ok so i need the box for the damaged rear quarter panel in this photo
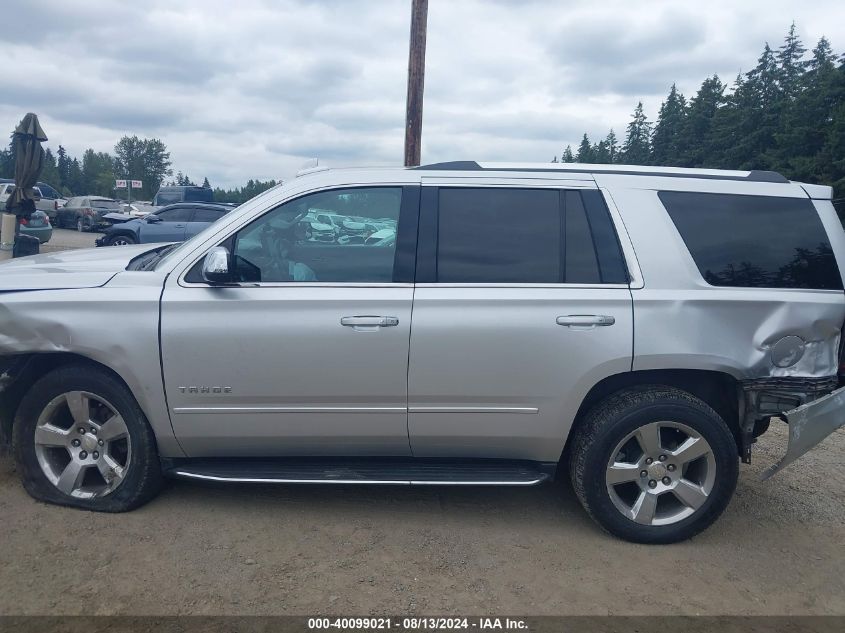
[0,271,183,457]
[608,185,845,379]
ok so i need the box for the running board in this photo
[164,458,554,486]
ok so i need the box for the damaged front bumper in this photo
[761,386,845,480]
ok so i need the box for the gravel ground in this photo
[0,422,842,616]
[40,227,99,252]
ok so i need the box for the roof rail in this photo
[414,161,789,184]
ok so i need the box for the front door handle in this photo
[556,315,615,328]
[341,315,400,331]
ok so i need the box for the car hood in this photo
[0,243,161,291]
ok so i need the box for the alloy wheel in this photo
[33,391,131,499]
[605,421,716,526]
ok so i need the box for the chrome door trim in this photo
[171,406,407,414]
[408,406,539,414]
[172,406,538,414]
[413,283,630,289]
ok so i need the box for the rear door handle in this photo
[341,315,400,331]
[556,315,615,327]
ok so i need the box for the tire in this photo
[107,233,137,246]
[76,217,86,232]
[569,385,738,544]
[12,364,163,512]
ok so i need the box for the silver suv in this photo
[1,161,843,544]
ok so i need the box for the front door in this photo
[140,206,192,242]
[160,186,418,457]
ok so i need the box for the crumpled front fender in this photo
[761,386,845,480]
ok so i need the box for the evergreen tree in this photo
[776,22,808,100]
[776,37,838,181]
[678,75,724,167]
[40,148,61,188]
[650,84,688,165]
[202,176,211,188]
[56,145,70,191]
[741,42,781,168]
[621,102,652,164]
[605,129,618,163]
[576,134,593,162]
[592,139,611,163]
[561,145,575,162]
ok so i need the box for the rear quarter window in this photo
[660,191,843,290]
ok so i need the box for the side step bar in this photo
[164,458,555,486]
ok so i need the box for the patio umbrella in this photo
[5,112,48,220]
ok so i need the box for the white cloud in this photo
[2,0,844,187]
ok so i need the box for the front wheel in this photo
[569,386,738,544]
[76,217,86,232]
[12,365,163,512]
[107,234,137,246]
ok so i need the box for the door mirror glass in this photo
[202,246,233,283]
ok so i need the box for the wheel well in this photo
[0,353,127,448]
[561,369,742,464]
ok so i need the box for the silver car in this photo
[1,161,843,544]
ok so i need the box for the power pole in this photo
[404,0,428,167]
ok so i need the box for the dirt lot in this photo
[41,227,99,252]
[0,421,843,616]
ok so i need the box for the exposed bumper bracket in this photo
[761,386,845,480]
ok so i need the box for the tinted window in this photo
[192,208,225,223]
[437,188,561,283]
[155,192,181,205]
[565,191,601,283]
[156,207,193,222]
[232,187,401,282]
[184,188,214,202]
[91,199,119,209]
[434,188,627,284]
[660,191,843,290]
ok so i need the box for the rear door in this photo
[408,183,634,462]
[184,206,227,238]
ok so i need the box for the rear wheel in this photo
[76,217,86,232]
[569,386,738,544]
[107,233,136,246]
[13,365,163,512]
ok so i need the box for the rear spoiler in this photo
[799,183,833,200]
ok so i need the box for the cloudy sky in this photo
[3,0,845,187]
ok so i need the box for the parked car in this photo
[56,196,121,232]
[35,181,67,217]
[153,185,213,206]
[0,161,843,545]
[96,202,235,246]
[18,209,52,244]
[0,180,68,219]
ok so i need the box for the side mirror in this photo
[202,246,234,284]
[146,215,162,223]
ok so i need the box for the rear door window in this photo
[660,191,843,290]
[192,208,225,223]
[156,207,194,222]
[433,188,628,284]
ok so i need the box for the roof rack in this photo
[414,161,789,184]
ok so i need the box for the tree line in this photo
[0,134,277,204]
[555,24,845,208]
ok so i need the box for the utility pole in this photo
[404,0,428,167]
